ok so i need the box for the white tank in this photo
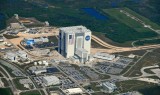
[42,60,47,63]
[38,61,42,65]
[14,14,19,19]
[44,62,49,66]
[34,62,37,66]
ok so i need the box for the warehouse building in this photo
[42,76,60,86]
[24,37,49,45]
[94,52,116,61]
[64,88,83,95]
[16,50,28,59]
[58,25,91,63]
[5,52,18,62]
[24,38,35,45]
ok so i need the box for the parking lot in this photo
[80,67,99,81]
[94,57,133,74]
[59,63,89,84]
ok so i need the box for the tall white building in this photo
[58,26,91,62]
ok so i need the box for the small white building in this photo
[34,38,42,43]
[41,37,49,42]
[17,50,28,59]
[34,69,47,75]
[34,37,49,43]
[94,52,115,61]
[64,88,83,95]
[128,54,136,58]
[5,52,18,62]
[42,76,60,86]
[102,82,117,93]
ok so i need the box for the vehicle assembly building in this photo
[58,26,91,63]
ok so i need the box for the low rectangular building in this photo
[64,88,83,95]
[5,52,18,62]
[42,76,60,86]
[94,52,115,61]
[17,50,28,59]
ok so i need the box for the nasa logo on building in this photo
[85,35,90,41]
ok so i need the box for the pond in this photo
[0,13,6,30]
[82,8,108,20]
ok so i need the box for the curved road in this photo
[91,35,160,54]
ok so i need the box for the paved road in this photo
[0,65,19,95]
[91,35,160,54]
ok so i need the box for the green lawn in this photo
[20,90,41,95]
[134,38,160,46]
[1,78,9,87]
[123,8,160,30]
[13,78,29,90]
[1,0,160,44]
[116,80,157,93]
[103,8,160,32]
[0,88,13,95]
[124,52,160,77]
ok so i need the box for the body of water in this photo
[82,8,108,20]
[0,13,6,30]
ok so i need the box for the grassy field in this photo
[116,80,157,93]
[123,8,160,30]
[13,78,29,90]
[84,82,101,91]
[1,0,160,44]
[0,88,13,95]
[134,38,160,46]
[106,7,160,30]
[104,8,159,33]
[124,51,160,77]
[1,78,9,87]
[20,90,41,95]
[103,8,159,42]
[114,49,147,56]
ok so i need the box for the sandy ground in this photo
[91,35,160,54]
[6,27,160,56]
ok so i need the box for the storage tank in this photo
[34,62,37,66]
[38,61,42,65]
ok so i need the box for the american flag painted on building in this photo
[69,34,74,45]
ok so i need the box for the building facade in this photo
[58,26,91,62]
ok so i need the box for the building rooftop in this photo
[60,25,91,33]
[6,52,17,57]
[17,50,27,55]
[65,88,83,94]
[94,52,115,60]
[43,76,59,82]
[102,82,117,90]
